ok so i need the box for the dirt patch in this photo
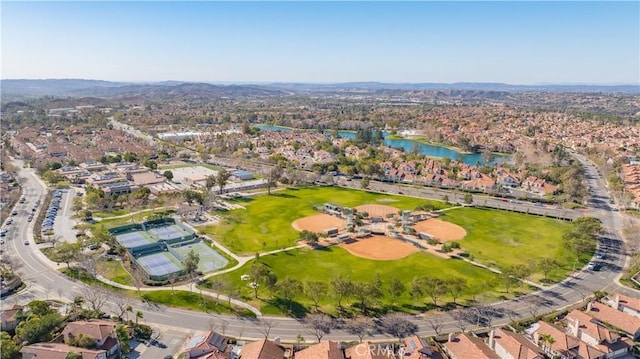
[292,214,346,233]
[355,204,400,218]
[376,198,399,203]
[340,235,419,260]
[413,218,466,242]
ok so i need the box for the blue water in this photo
[256,125,508,165]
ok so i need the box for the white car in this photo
[23,240,30,245]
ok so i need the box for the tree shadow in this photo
[271,193,299,199]
[266,298,309,318]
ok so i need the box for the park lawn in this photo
[211,186,448,255]
[92,208,132,218]
[141,290,255,317]
[206,246,516,317]
[96,259,133,286]
[439,207,580,280]
[93,209,175,228]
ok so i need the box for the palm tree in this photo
[539,333,555,354]
[135,310,144,326]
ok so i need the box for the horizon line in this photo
[2,78,639,87]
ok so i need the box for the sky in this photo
[1,1,639,84]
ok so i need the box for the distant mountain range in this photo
[1,79,638,100]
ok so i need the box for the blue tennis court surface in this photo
[136,252,181,277]
[148,226,183,241]
[115,231,154,248]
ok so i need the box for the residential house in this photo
[295,340,343,359]
[20,343,107,359]
[487,328,544,359]
[0,304,23,331]
[529,320,605,359]
[399,335,443,359]
[585,302,640,339]
[606,293,640,319]
[522,176,558,196]
[62,320,119,356]
[565,309,633,358]
[183,331,233,359]
[443,333,499,359]
[239,338,287,359]
[345,341,394,359]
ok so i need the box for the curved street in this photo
[3,153,640,346]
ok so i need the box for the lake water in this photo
[256,125,508,166]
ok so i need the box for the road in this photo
[3,154,640,350]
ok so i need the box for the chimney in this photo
[274,336,281,346]
[615,294,620,310]
[448,333,455,343]
[488,330,495,349]
[533,332,540,345]
[568,317,580,338]
[586,301,593,312]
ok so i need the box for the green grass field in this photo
[439,207,578,281]
[96,259,133,286]
[140,290,255,317]
[202,186,448,255]
[206,246,515,316]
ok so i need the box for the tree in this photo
[49,242,82,268]
[162,170,174,181]
[258,319,276,339]
[115,324,131,355]
[67,333,96,348]
[249,263,273,298]
[425,315,445,336]
[110,293,132,321]
[360,176,370,189]
[266,166,283,195]
[352,280,383,315]
[1,331,20,359]
[422,276,447,307]
[379,314,417,341]
[443,277,465,305]
[276,278,303,313]
[15,312,64,344]
[463,193,473,204]
[81,287,109,314]
[388,278,405,306]
[65,352,82,359]
[305,314,333,342]
[537,258,560,281]
[135,310,144,326]
[539,333,556,354]
[184,249,200,278]
[344,317,372,342]
[451,308,475,332]
[216,169,231,194]
[331,275,353,309]
[299,230,319,244]
[304,281,327,312]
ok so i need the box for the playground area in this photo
[340,235,419,260]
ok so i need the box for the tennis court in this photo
[148,225,184,241]
[136,252,183,278]
[115,231,155,249]
[172,242,229,273]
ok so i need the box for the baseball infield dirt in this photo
[340,235,419,260]
[292,214,346,233]
[413,218,466,242]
